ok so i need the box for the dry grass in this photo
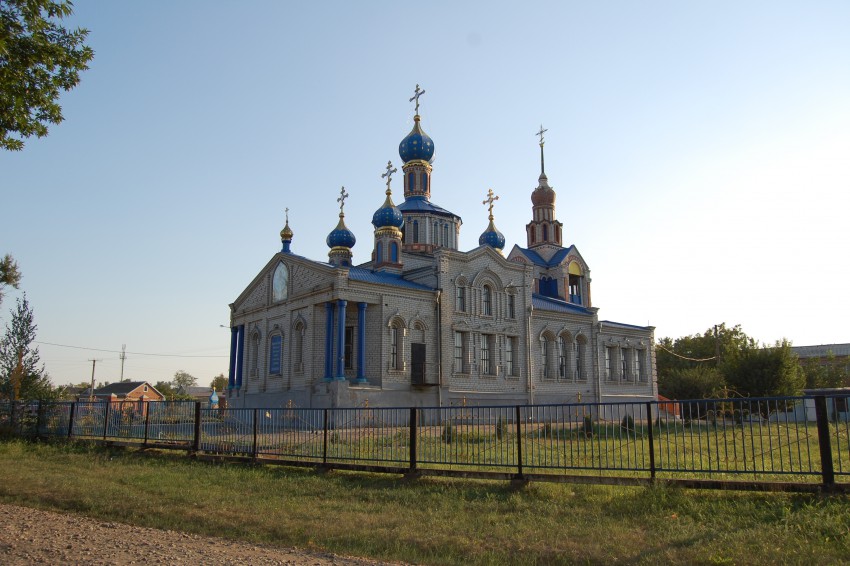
[1,439,849,565]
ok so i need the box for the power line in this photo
[656,343,716,362]
[35,341,227,358]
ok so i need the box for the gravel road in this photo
[0,503,401,565]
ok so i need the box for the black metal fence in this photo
[1,395,848,493]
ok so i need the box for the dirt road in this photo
[0,503,400,565]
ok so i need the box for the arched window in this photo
[293,321,305,372]
[443,224,449,247]
[433,221,438,244]
[482,285,492,316]
[408,172,415,191]
[413,220,419,243]
[250,331,260,378]
[507,293,516,319]
[269,334,283,375]
[530,227,536,244]
[542,224,548,241]
[390,323,403,370]
[575,336,587,380]
[455,281,466,312]
[554,224,560,242]
[272,262,289,302]
[421,172,428,193]
[376,242,383,263]
[390,241,398,262]
[559,334,571,379]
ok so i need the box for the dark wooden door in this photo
[411,343,426,385]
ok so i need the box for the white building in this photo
[226,91,657,409]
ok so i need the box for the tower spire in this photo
[536,124,548,176]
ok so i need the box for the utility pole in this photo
[119,344,127,382]
[714,325,721,367]
[88,358,102,401]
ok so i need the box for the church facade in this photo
[226,89,657,409]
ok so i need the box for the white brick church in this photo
[226,88,657,409]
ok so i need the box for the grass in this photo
[1,439,849,565]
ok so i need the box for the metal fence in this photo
[1,395,847,492]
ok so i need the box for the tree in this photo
[658,366,725,401]
[800,351,849,389]
[210,373,227,391]
[722,339,805,398]
[172,370,196,394]
[154,380,176,400]
[0,254,21,305]
[0,294,54,400]
[1,0,94,150]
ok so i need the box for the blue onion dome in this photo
[372,190,404,229]
[327,213,356,249]
[209,389,219,404]
[479,219,506,250]
[398,115,435,164]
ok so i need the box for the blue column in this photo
[324,302,334,381]
[228,326,237,390]
[356,302,367,383]
[235,324,245,389]
[336,299,347,380]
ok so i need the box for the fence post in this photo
[646,401,656,480]
[67,402,76,439]
[322,409,329,465]
[252,408,259,459]
[35,400,43,439]
[409,407,418,473]
[515,405,524,479]
[102,402,110,440]
[193,402,202,453]
[143,403,151,447]
[813,396,835,490]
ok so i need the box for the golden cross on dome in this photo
[536,124,548,146]
[482,188,499,219]
[337,186,349,213]
[381,160,397,192]
[285,207,289,223]
[409,84,425,114]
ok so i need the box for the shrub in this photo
[583,415,594,438]
[441,422,454,444]
[620,414,634,433]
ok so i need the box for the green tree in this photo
[210,373,227,391]
[0,294,54,400]
[154,380,176,400]
[800,351,849,389]
[658,366,725,401]
[722,339,805,398]
[0,254,21,305]
[172,370,196,394]
[1,0,94,150]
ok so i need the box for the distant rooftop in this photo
[792,343,850,358]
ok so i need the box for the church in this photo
[226,87,657,409]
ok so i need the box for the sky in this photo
[2,1,849,388]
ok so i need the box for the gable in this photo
[232,254,335,314]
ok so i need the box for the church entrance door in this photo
[411,343,426,385]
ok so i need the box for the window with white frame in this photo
[507,293,516,319]
[269,334,283,375]
[542,334,556,379]
[636,350,645,381]
[605,346,616,381]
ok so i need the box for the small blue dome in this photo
[479,221,506,250]
[399,116,435,163]
[327,215,356,249]
[209,389,219,403]
[372,196,404,229]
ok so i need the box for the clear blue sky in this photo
[2,1,849,388]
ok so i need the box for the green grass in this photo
[1,439,849,565]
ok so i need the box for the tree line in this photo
[657,323,849,400]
